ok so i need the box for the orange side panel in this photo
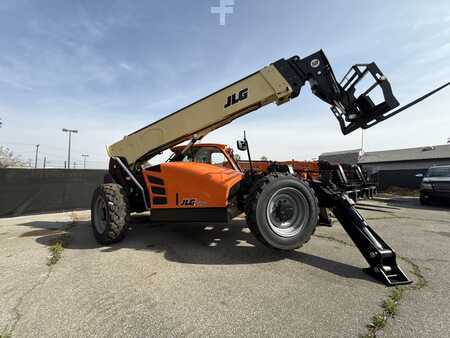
[143,162,243,209]
[284,160,321,180]
[239,159,321,180]
[238,160,271,172]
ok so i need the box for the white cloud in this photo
[119,62,133,71]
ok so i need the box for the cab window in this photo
[180,147,230,168]
[211,152,227,167]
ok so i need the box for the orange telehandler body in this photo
[91,49,449,285]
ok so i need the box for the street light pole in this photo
[81,154,89,169]
[34,144,40,168]
[62,128,78,169]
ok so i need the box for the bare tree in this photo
[0,146,27,168]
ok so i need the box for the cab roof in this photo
[171,143,230,153]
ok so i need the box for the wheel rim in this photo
[93,195,107,234]
[266,187,309,238]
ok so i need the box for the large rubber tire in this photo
[245,173,319,250]
[91,183,129,245]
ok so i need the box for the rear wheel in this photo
[245,174,319,250]
[91,183,129,245]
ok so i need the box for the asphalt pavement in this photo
[1,196,449,337]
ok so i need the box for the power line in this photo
[0,140,107,157]
[1,139,108,168]
[9,150,106,161]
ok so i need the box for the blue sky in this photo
[0,0,449,168]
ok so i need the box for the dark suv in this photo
[419,165,450,205]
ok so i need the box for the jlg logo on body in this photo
[179,198,207,207]
[180,199,196,206]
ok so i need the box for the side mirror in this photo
[236,140,247,151]
[415,173,424,178]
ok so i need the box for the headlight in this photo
[421,182,432,190]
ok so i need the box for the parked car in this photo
[418,165,450,205]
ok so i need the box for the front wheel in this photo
[245,174,319,250]
[91,183,129,245]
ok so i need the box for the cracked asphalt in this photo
[0,196,449,337]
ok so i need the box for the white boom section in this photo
[107,65,294,165]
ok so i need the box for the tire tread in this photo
[245,173,318,250]
[91,183,129,244]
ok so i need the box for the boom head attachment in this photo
[275,51,400,135]
[330,63,400,134]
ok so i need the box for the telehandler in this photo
[92,50,449,286]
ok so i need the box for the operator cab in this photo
[170,143,241,171]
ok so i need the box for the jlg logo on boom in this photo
[224,88,248,108]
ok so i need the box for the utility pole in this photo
[62,128,78,169]
[34,144,40,168]
[81,154,89,169]
[43,156,46,169]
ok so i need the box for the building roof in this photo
[320,148,362,156]
[359,144,450,164]
[319,148,362,165]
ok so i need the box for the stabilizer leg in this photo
[312,182,412,286]
[331,195,412,286]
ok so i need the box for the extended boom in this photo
[108,50,400,166]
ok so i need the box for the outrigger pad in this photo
[332,198,413,286]
[359,224,412,286]
[332,63,400,135]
